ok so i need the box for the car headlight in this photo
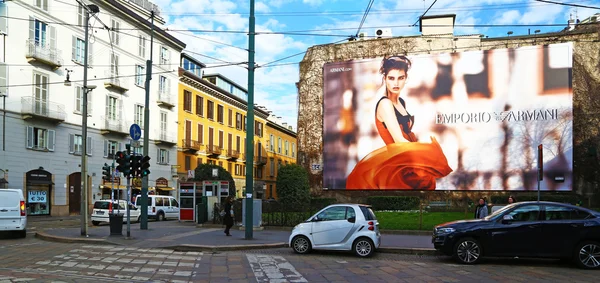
[435,227,456,234]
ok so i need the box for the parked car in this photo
[0,189,27,238]
[134,195,179,221]
[91,199,140,226]
[288,204,381,257]
[432,201,600,269]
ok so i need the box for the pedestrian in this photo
[223,196,234,236]
[508,195,516,204]
[474,197,488,219]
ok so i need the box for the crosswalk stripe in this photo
[246,254,307,283]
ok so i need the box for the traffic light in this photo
[130,155,142,178]
[116,151,132,177]
[140,155,151,177]
[102,163,111,181]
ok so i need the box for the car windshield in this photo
[484,203,518,220]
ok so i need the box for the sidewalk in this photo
[35,219,437,255]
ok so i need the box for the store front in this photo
[154,177,174,196]
[25,168,53,216]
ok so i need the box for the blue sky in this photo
[151,0,600,128]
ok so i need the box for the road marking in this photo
[246,254,307,283]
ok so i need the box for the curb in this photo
[35,231,119,246]
[378,247,439,256]
[196,224,430,235]
[166,243,288,252]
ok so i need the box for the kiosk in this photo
[178,181,229,223]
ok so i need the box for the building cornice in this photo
[266,121,297,138]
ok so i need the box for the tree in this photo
[276,164,311,210]
[192,164,236,196]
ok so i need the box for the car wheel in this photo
[292,236,312,254]
[18,230,27,238]
[158,212,165,221]
[92,221,100,226]
[574,241,600,269]
[453,237,482,264]
[353,237,375,258]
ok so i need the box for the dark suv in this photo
[432,201,600,269]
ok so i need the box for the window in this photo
[255,122,263,137]
[285,141,289,156]
[545,206,591,221]
[218,161,223,167]
[72,37,85,64]
[77,4,85,27]
[103,140,121,158]
[0,63,7,96]
[110,53,119,76]
[160,46,169,65]
[217,105,224,123]
[292,143,296,158]
[197,124,203,144]
[236,113,242,130]
[208,127,214,146]
[207,100,214,120]
[218,130,224,149]
[159,76,168,94]
[228,133,232,152]
[111,19,120,45]
[135,65,144,87]
[195,95,203,116]
[26,126,55,151]
[184,120,191,141]
[160,111,167,135]
[228,163,232,174]
[197,157,202,167]
[278,138,282,154]
[157,149,169,164]
[35,0,48,11]
[106,96,118,120]
[183,90,192,112]
[503,205,541,222]
[236,136,241,151]
[134,105,144,128]
[235,164,241,175]
[316,206,349,221]
[33,72,48,115]
[138,34,146,58]
[185,156,191,171]
[255,166,263,178]
[270,135,274,151]
[243,115,247,131]
[69,134,92,156]
[278,159,282,170]
[74,86,91,115]
[270,158,275,176]
[30,19,51,47]
[228,109,233,127]
[133,145,143,155]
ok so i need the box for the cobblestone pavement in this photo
[0,234,598,282]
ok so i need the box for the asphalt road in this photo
[0,232,598,282]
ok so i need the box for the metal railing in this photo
[25,39,63,67]
[104,70,129,90]
[227,149,240,159]
[206,144,222,155]
[156,90,174,106]
[181,139,201,151]
[256,156,268,164]
[155,130,176,144]
[100,116,125,133]
[21,96,66,121]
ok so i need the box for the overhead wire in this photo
[413,0,439,26]
[355,0,375,38]
[534,0,600,10]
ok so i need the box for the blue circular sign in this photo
[130,124,142,141]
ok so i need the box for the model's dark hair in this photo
[380,55,412,76]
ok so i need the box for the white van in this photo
[91,199,140,226]
[134,195,179,221]
[0,189,27,238]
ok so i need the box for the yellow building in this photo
[263,117,298,199]
[177,54,269,198]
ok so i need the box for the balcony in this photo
[155,130,176,146]
[104,70,129,92]
[21,96,66,122]
[206,145,222,157]
[100,116,128,135]
[157,90,175,108]
[226,149,240,160]
[25,39,62,69]
[181,139,201,152]
[255,156,267,165]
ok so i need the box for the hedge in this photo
[310,198,337,209]
[490,194,582,205]
[366,196,420,211]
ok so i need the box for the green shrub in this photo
[310,198,337,209]
[276,164,311,210]
[491,194,582,205]
[366,196,420,211]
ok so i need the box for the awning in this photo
[153,187,175,191]
[99,185,127,190]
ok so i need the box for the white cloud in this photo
[519,2,565,25]
[255,2,271,13]
[496,10,521,25]
[303,0,325,6]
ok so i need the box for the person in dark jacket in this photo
[474,197,488,219]
[223,196,234,236]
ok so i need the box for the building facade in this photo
[0,0,184,216]
[177,62,271,198]
[264,116,297,199]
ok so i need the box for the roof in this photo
[181,53,207,68]
[419,14,456,32]
[203,73,249,93]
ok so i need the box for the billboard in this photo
[323,43,572,191]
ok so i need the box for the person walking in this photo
[474,197,488,219]
[223,196,234,236]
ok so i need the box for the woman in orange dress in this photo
[346,56,452,190]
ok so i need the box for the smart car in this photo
[289,204,381,257]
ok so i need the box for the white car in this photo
[289,204,381,257]
[0,189,27,238]
[91,199,140,226]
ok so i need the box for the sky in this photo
[149,0,600,129]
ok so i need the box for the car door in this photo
[488,204,543,257]
[541,205,591,257]
[169,198,180,219]
[311,206,356,246]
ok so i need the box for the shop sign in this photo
[28,190,47,203]
[156,178,168,188]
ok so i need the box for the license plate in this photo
[95,211,105,215]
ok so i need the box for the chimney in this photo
[419,14,456,36]
[282,122,288,127]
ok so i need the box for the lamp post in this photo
[79,3,99,236]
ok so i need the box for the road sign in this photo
[131,140,141,148]
[129,124,142,141]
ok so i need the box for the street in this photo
[0,233,598,283]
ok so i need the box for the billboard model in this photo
[323,43,572,191]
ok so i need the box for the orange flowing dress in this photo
[346,97,453,190]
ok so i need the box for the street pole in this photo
[141,11,155,230]
[244,0,256,240]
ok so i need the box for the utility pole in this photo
[244,0,256,240]
[80,3,99,237]
[141,11,155,230]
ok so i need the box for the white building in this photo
[0,0,185,216]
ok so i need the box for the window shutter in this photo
[166,150,170,164]
[69,134,74,153]
[105,95,109,119]
[29,16,34,42]
[43,0,48,11]
[71,36,76,61]
[87,91,92,116]
[118,98,123,128]
[26,126,34,149]
[156,148,160,163]
[47,130,55,151]
[0,63,7,96]
[87,136,93,156]
[88,41,93,66]
[49,25,56,49]
[103,140,108,157]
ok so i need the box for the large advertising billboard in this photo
[323,43,572,191]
